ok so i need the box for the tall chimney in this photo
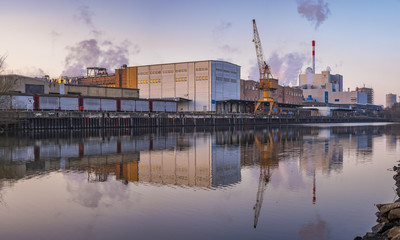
[312,40,315,73]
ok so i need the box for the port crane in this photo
[252,19,279,114]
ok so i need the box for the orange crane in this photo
[252,19,279,114]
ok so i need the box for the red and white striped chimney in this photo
[312,40,315,73]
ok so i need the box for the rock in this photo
[377,216,389,223]
[389,209,400,221]
[377,202,400,214]
[353,237,362,240]
[394,174,400,181]
[372,222,393,234]
[392,233,400,240]
[361,232,384,239]
[372,223,386,233]
[387,226,400,238]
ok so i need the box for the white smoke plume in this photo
[297,0,331,29]
[74,5,95,29]
[306,67,314,86]
[248,52,307,86]
[62,39,133,77]
[62,5,139,77]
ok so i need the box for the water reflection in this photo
[0,124,399,239]
[0,125,397,185]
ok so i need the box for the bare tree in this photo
[0,54,5,73]
[0,54,13,109]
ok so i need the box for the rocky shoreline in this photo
[355,166,400,240]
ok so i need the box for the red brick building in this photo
[241,79,303,105]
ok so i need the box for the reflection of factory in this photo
[0,132,241,188]
[299,126,376,175]
[139,132,241,188]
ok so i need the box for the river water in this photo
[0,123,399,240]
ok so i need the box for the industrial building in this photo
[240,79,261,101]
[0,74,139,98]
[240,79,303,105]
[299,41,367,105]
[298,70,367,105]
[356,86,374,104]
[386,93,397,108]
[80,60,240,112]
[299,70,343,92]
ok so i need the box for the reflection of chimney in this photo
[312,170,316,204]
[312,40,315,73]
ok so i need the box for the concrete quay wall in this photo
[0,111,389,131]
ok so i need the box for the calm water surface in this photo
[0,123,399,240]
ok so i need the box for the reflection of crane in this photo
[252,19,279,115]
[253,132,277,228]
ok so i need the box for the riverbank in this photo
[355,167,400,240]
[0,110,389,132]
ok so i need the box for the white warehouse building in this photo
[137,60,240,112]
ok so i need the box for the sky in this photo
[0,0,399,105]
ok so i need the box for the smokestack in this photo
[312,40,315,73]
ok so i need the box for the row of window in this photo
[138,80,149,84]
[285,92,302,97]
[138,76,211,83]
[245,86,257,90]
[138,68,211,75]
[138,71,161,75]
[284,101,301,104]
[216,77,237,83]
[176,77,187,82]
[196,76,208,81]
[138,79,161,84]
[216,68,237,74]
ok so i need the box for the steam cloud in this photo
[62,5,139,77]
[249,52,307,86]
[62,39,134,77]
[297,0,331,29]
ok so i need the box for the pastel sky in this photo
[0,0,399,105]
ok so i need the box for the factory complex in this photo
[0,60,382,116]
[80,61,240,112]
[0,40,385,117]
